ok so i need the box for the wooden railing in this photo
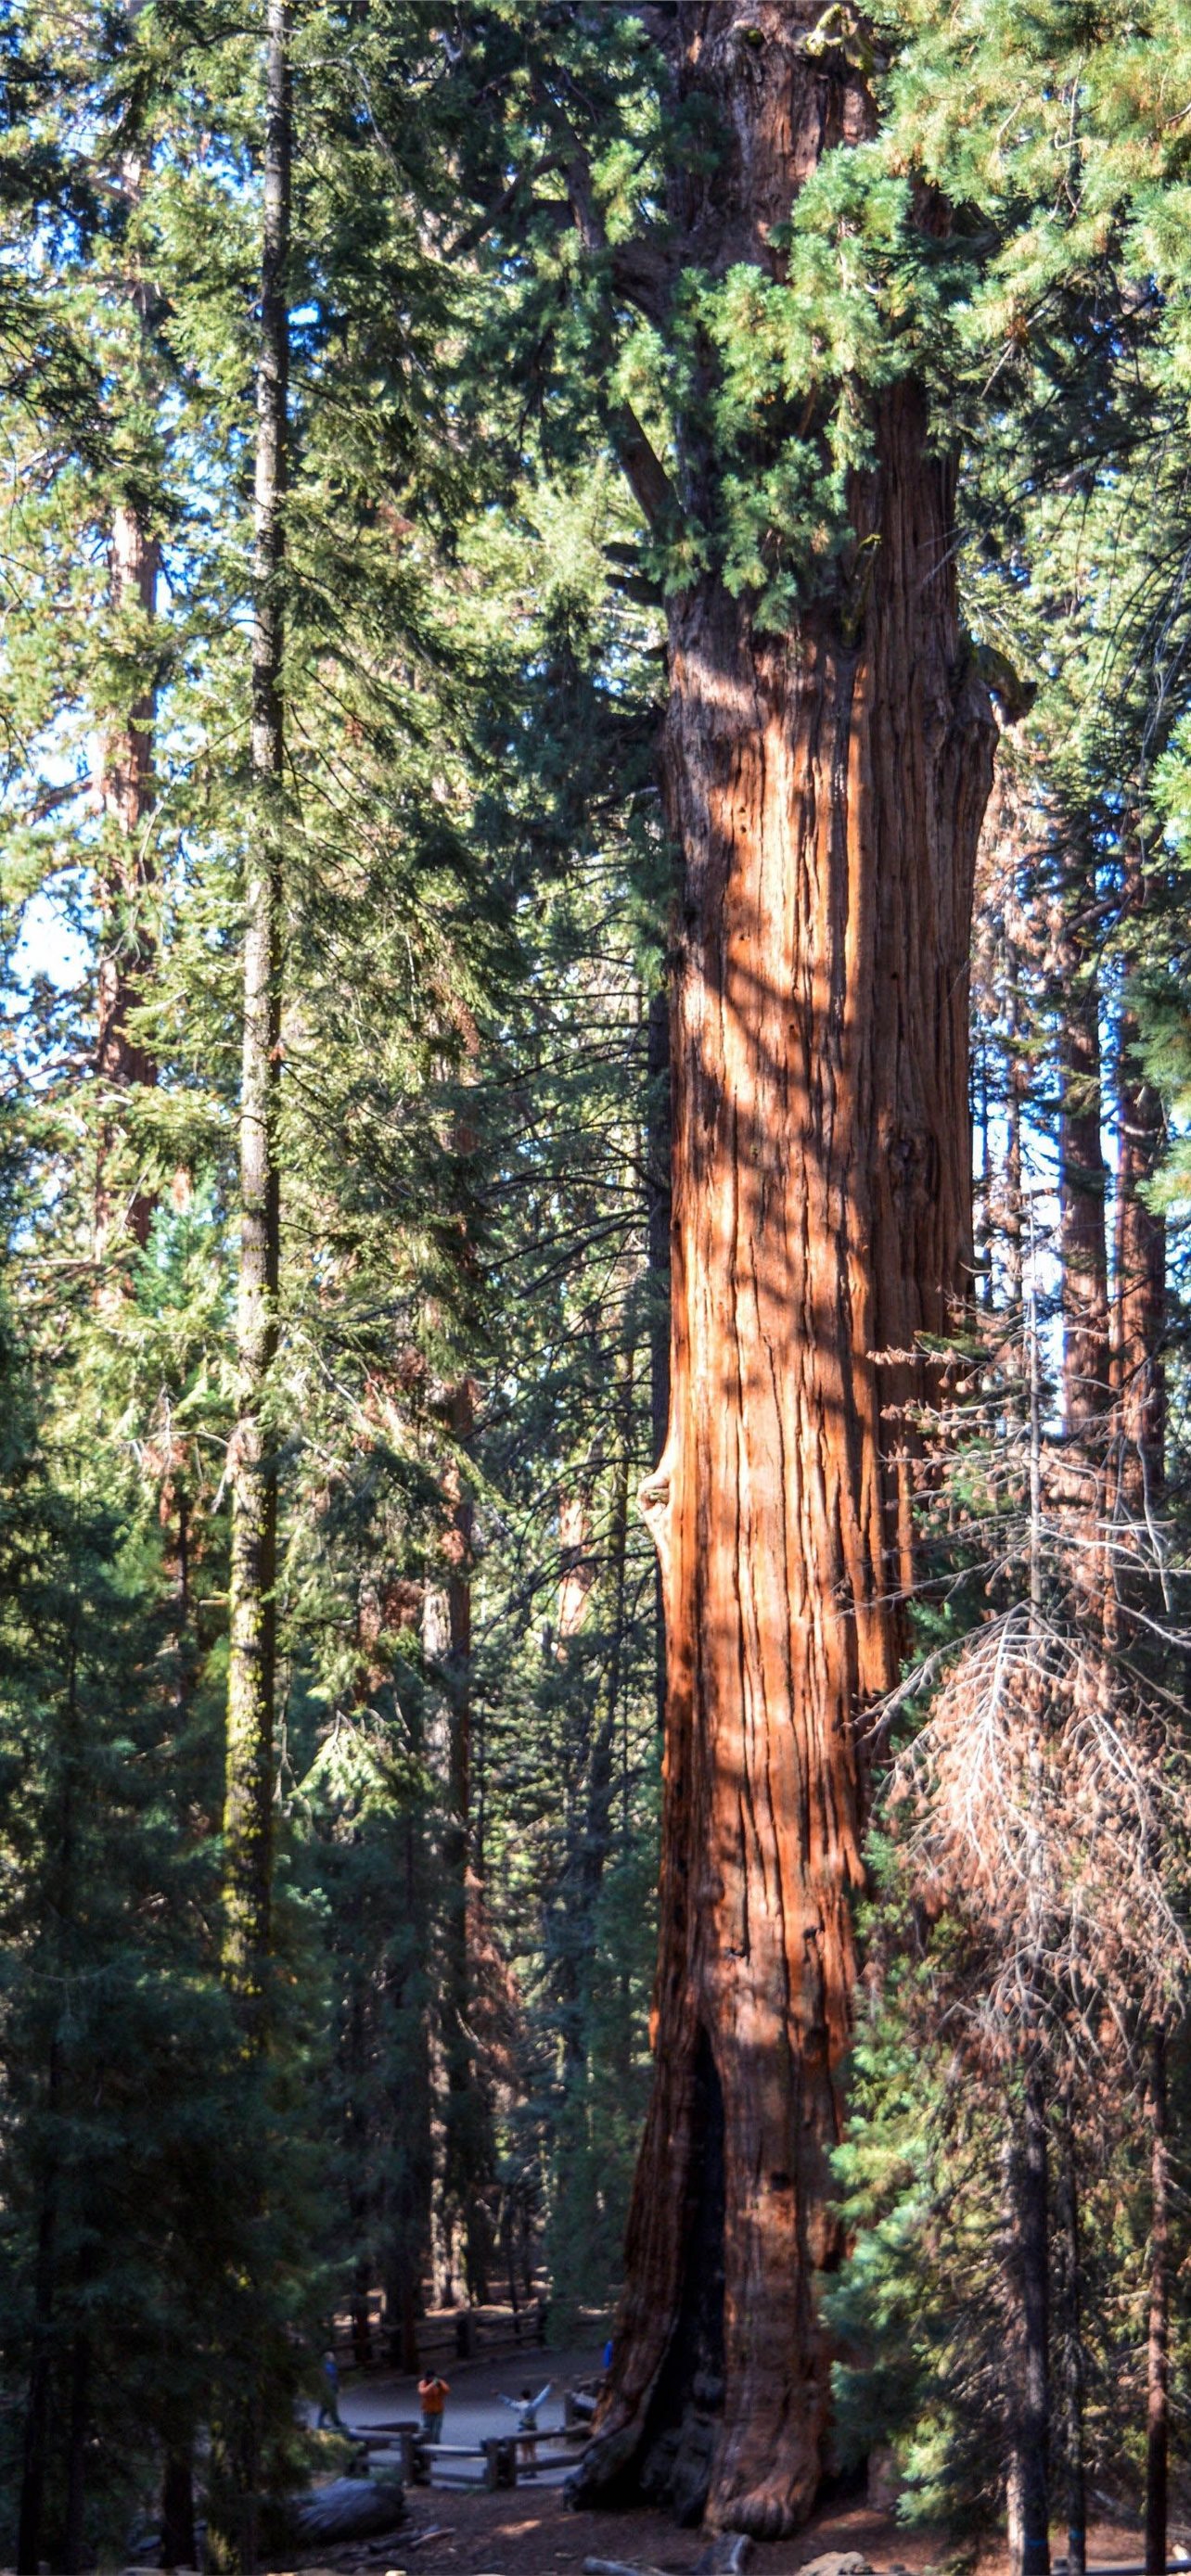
[331,2295,550,2374]
[354,2418,592,2491]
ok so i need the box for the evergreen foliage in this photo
[6,0,1191,2562]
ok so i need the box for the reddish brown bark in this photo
[95,502,160,1255]
[570,13,995,2538]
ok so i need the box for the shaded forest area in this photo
[6,2,1191,2571]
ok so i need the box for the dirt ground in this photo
[273,2486,1159,2576]
[273,2349,1157,2576]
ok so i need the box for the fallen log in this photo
[291,2477,405,2543]
[583,2558,668,2576]
[693,2541,753,2576]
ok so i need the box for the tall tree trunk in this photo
[17,2155,58,2575]
[1057,2099,1086,2576]
[222,0,290,2037]
[63,2331,90,2575]
[1112,842,1165,1514]
[573,24,993,2529]
[1004,924,1026,1312]
[1057,882,1109,1445]
[161,2442,198,2570]
[553,1478,596,2084]
[345,1972,375,2366]
[598,1342,635,1860]
[1113,1016,1166,1523]
[557,1484,596,1647]
[1111,857,1169,2576]
[95,503,160,1257]
[383,1809,433,2371]
[19,1643,78,2573]
[438,1373,493,2305]
[559,1347,638,2081]
[646,977,672,1740]
[1006,2057,1051,2576]
[1146,2025,1170,2576]
[211,19,289,2570]
[1053,863,1110,1643]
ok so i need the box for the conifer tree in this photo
[455,7,997,2527]
[223,0,290,2051]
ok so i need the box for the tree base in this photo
[568,2425,817,2541]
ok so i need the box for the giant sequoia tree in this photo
[16,0,1191,2564]
[519,5,998,2535]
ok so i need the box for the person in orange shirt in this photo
[417,2373,450,2443]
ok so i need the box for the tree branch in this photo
[563,151,676,528]
[612,404,673,531]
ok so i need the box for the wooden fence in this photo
[332,2295,550,2374]
[354,2418,592,2492]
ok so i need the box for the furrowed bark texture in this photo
[573,14,995,2540]
[222,0,290,2045]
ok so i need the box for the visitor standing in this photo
[317,2350,342,2429]
[500,2382,551,2464]
[418,2372,450,2443]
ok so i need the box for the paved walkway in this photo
[328,2343,605,2480]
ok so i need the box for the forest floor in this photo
[275,2477,1158,2576]
[268,2349,1156,2576]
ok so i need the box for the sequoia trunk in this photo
[581,461,992,2539]
[570,14,994,2534]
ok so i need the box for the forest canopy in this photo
[4,3,1191,2571]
